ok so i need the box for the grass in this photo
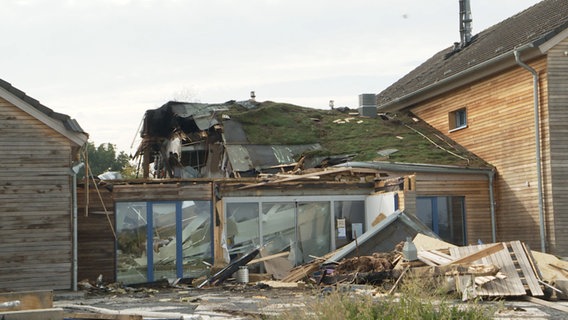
[225,101,489,168]
[270,276,498,320]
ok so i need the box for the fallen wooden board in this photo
[64,312,142,320]
[509,241,544,296]
[412,233,456,251]
[247,251,289,265]
[0,307,63,320]
[0,290,53,311]
[450,243,526,296]
[442,243,505,266]
[522,296,568,313]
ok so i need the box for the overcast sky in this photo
[2,0,541,153]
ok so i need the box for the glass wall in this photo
[116,200,212,284]
[334,201,366,248]
[225,196,364,266]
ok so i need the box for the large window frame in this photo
[416,196,467,245]
[223,196,367,264]
[115,200,213,284]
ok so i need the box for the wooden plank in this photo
[417,251,453,265]
[449,243,526,296]
[522,296,568,313]
[64,312,142,320]
[0,290,53,311]
[0,308,64,320]
[509,241,544,296]
[442,243,505,266]
[247,252,289,265]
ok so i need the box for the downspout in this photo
[71,162,85,291]
[488,170,496,243]
[514,47,546,253]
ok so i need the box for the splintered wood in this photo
[413,239,544,297]
[448,241,544,297]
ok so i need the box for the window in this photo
[449,108,467,131]
[224,196,365,265]
[116,200,213,284]
[416,196,466,245]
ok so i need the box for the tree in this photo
[81,142,136,179]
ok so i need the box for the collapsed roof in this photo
[136,100,491,179]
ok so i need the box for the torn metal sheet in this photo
[225,144,321,173]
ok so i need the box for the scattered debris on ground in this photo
[3,233,568,319]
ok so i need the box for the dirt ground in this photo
[53,280,568,320]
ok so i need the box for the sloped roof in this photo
[377,0,568,109]
[0,79,88,146]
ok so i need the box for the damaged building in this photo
[78,98,497,286]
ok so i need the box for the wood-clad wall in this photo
[411,56,556,253]
[77,183,116,282]
[113,182,212,202]
[0,98,74,291]
[414,173,492,245]
[547,38,568,255]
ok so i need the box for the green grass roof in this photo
[224,101,490,168]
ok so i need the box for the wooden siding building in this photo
[0,79,88,291]
[377,0,568,255]
[78,166,493,283]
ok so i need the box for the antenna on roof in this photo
[459,0,473,48]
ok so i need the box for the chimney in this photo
[459,0,472,48]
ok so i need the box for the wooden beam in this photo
[522,296,568,313]
[0,291,53,311]
[64,312,142,320]
[442,243,505,266]
[247,252,289,265]
[0,308,64,320]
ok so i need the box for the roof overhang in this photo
[335,161,494,176]
[377,45,543,113]
[0,86,88,147]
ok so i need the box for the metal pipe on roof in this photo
[514,46,547,253]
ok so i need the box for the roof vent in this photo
[358,93,377,118]
[459,0,473,48]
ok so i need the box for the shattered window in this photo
[116,200,212,285]
[224,196,363,266]
[226,202,260,258]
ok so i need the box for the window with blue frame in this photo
[116,200,212,285]
[416,196,466,245]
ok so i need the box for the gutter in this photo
[514,46,547,253]
[335,161,497,240]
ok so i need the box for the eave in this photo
[0,85,88,147]
[377,45,543,113]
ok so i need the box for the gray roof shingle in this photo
[377,0,568,107]
[0,78,87,134]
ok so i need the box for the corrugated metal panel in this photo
[225,145,254,172]
[226,144,321,172]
